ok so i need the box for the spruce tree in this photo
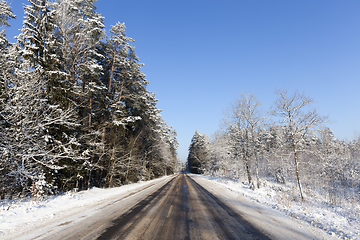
[0,0,15,198]
[187,131,209,174]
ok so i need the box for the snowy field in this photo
[1,173,358,239]
[191,174,359,240]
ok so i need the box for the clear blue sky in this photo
[6,0,360,161]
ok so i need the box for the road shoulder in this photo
[3,175,176,240]
[189,173,336,240]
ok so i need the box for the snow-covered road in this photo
[2,173,337,239]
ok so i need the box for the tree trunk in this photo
[253,141,260,188]
[109,129,117,188]
[255,156,260,188]
[244,157,252,185]
[293,146,304,201]
[89,79,93,127]
[251,128,260,189]
[108,42,117,93]
[87,169,91,190]
[89,97,92,126]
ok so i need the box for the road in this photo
[96,173,270,240]
[20,173,332,240]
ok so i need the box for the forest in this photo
[187,90,360,206]
[0,0,179,199]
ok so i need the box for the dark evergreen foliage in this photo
[0,0,178,199]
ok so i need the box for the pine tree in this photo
[0,0,178,196]
[50,0,106,189]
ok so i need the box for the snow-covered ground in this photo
[1,173,358,239]
[0,175,175,240]
[191,174,359,240]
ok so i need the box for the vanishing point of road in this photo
[97,173,270,239]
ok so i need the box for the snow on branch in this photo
[113,116,141,127]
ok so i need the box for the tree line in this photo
[187,90,359,205]
[0,0,178,199]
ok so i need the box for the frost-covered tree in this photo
[194,88,360,210]
[187,131,210,174]
[16,0,66,104]
[153,117,178,175]
[203,130,232,177]
[127,92,177,180]
[0,0,178,197]
[8,0,89,192]
[103,90,178,186]
[49,0,107,189]
[0,0,15,47]
[51,0,105,83]
[262,124,287,184]
[1,61,83,196]
[16,0,56,70]
[234,92,264,188]
[106,22,133,95]
[272,89,327,200]
[0,0,15,114]
[0,0,16,198]
[222,93,264,187]
[50,0,106,118]
[99,22,157,186]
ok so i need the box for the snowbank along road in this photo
[13,173,334,240]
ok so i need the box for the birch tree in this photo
[235,92,263,188]
[223,93,263,187]
[272,89,327,200]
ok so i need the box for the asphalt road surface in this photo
[12,173,336,240]
[24,174,275,240]
[95,173,270,240]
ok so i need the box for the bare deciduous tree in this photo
[272,89,327,200]
[223,92,264,188]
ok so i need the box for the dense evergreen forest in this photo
[187,91,360,205]
[0,0,179,199]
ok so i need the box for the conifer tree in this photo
[1,60,83,195]
[0,0,15,110]
[187,131,210,174]
[7,0,86,193]
[50,0,106,188]
[0,0,16,198]
[0,0,178,197]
